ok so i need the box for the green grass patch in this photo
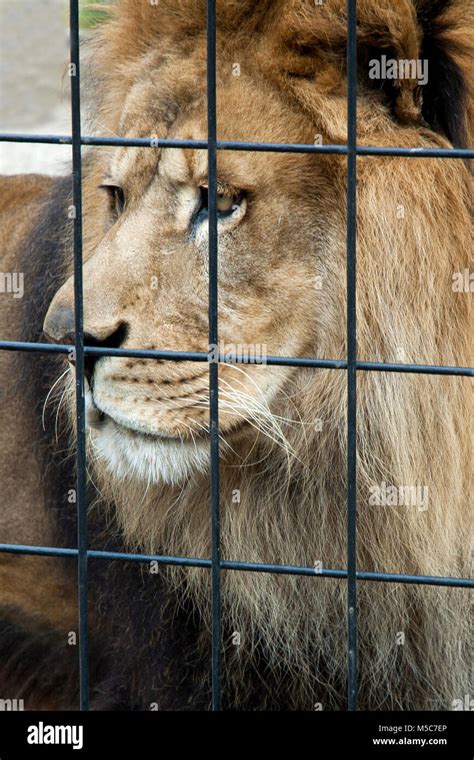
[79,1,109,30]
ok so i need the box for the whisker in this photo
[188,416,239,458]
[42,368,70,432]
[55,385,75,444]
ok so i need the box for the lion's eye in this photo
[193,186,245,229]
[98,183,126,217]
[216,193,235,213]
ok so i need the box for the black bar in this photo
[356,145,473,159]
[0,543,472,589]
[1,340,472,376]
[1,132,473,159]
[356,360,474,376]
[346,0,358,712]
[206,0,222,712]
[69,0,89,712]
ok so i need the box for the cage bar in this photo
[69,0,89,712]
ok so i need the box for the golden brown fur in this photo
[0,0,472,710]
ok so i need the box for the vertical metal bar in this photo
[206,0,222,710]
[346,0,358,711]
[69,0,89,711]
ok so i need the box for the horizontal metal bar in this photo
[0,542,471,589]
[0,133,345,151]
[356,361,474,377]
[0,133,76,145]
[0,340,210,361]
[89,137,348,155]
[0,340,472,376]
[356,146,473,159]
[0,340,72,355]
[0,133,472,159]
[0,340,345,368]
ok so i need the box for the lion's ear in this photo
[416,0,473,148]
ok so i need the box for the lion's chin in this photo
[88,415,211,486]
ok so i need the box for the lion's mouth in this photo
[84,380,190,441]
[84,385,213,485]
[86,393,206,443]
[84,371,254,453]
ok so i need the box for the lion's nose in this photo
[44,299,128,384]
[43,303,76,344]
[44,300,127,346]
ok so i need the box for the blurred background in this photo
[0,0,107,175]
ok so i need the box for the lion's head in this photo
[42,0,472,709]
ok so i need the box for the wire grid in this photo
[0,0,473,712]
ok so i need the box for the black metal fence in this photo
[0,0,472,712]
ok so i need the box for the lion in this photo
[0,0,471,711]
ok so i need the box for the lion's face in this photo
[43,0,472,488]
[44,59,345,483]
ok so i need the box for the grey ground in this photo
[0,0,72,175]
